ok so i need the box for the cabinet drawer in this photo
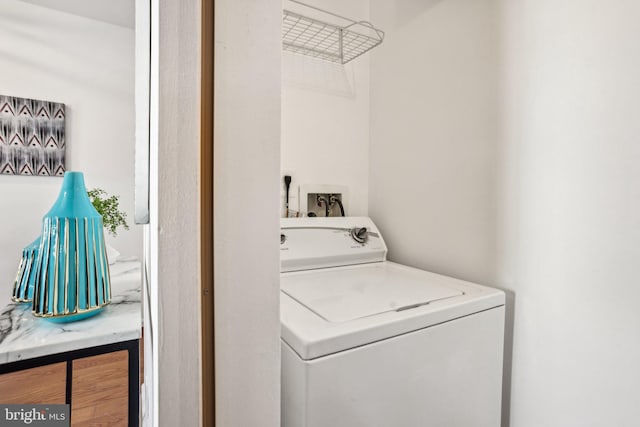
[0,362,66,404]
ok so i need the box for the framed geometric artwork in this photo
[0,95,66,176]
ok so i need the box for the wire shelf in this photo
[282,2,384,64]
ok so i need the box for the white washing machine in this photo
[280,217,505,427]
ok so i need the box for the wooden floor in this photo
[0,340,143,427]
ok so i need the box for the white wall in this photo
[214,0,281,426]
[369,0,499,285]
[497,1,640,425]
[281,0,370,217]
[0,0,140,299]
[370,0,640,426]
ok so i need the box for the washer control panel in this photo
[280,217,387,272]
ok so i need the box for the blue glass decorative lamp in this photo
[32,171,111,322]
[11,237,41,302]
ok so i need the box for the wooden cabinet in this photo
[0,262,142,426]
[0,350,132,426]
[0,362,67,404]
[72,351,129,426]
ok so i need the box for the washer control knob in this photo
[351,227,368,244]
[280,233,286,245]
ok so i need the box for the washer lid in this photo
[280,261,506,360]
[281,263,463,322]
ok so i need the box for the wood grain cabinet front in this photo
[72,350,129,426]
[0,362,67,404]
[0,351,130,426]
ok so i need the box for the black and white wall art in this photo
[0,95,66,176]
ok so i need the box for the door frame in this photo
[201,0,215,425]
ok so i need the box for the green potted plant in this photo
[87,188,129,237]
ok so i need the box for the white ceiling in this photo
[20,0,135,29]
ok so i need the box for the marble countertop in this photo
[0,259,142,364]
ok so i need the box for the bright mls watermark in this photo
[0,405,69,426]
